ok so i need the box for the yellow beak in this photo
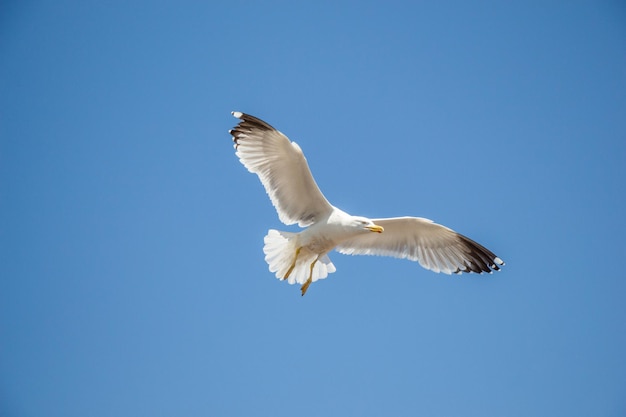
[367,224,384,233]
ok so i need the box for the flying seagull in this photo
[229,111,504,295]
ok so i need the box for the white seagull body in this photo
[230,111,504,295]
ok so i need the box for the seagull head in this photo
[352,216,384,233]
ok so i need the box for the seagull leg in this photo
[283,247,301,280]
[300,259,318,296]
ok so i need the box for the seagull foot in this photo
[301,278,312,296]
[300,259,318,296]
[283,247,301,280]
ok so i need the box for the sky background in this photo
[1,1,625,416]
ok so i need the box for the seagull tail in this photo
[263,229,336,286]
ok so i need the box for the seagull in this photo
[229,111,504,295]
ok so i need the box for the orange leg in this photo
[300,259,318,296]
[283,247,301,280]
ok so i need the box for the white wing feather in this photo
[337,217,504,274]
[230,112,333,227]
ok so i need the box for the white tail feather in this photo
[263,229,336,285]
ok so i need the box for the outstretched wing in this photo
[337,216,504,274]
[230,112,333,227]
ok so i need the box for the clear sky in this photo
[1,1,625,416]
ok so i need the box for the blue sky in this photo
[1,1,625,416]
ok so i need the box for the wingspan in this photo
[337,217,504,274]
[230,112,334,227]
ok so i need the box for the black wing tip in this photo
[489,257,505,272]
[455,235,505,275]
[229,111,276,132]
[229,111,278,151]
